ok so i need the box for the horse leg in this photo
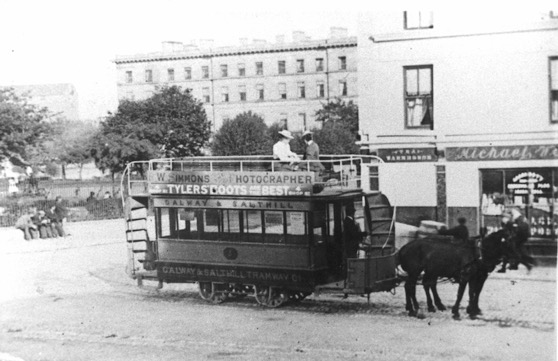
[422,275,436,312]
[467,273,488,317]
[404,276,419,317]
[452,280,467,319]
[431,282,446,311]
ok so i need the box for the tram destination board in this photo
[158,262,316,287]
[147,170,315,197]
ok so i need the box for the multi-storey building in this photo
[8,83,80,121]
[358,11,558,262]
[114,29,357,132]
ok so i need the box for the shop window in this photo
[481,168,557,238]
[404,65,433,129]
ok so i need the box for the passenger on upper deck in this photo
[273,130,300,171]
[299,130,325,173]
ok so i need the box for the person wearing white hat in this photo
[299,130,325,172]
[273,130,300,171]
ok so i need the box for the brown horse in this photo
[397,228,516,319]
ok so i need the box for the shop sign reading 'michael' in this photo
[147,171,315,197]
[446,144,558,162]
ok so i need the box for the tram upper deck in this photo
[122,155,382,198]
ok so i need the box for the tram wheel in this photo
[254,286,288,308]
[289,291,311,303]
[198,282,228,304]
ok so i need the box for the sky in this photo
[0,1,360,120]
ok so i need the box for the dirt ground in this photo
[0,220,556,361]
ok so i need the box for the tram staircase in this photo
[125,196,158,286]
[344,191,397,294]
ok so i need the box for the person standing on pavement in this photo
[439,217,470,244]
[52,196,69,237]
[498,209,534,273]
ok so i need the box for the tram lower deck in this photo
[122,156,398,306]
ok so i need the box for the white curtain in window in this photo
[418,68,432,94]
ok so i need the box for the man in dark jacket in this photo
[343,203,366,259]
[439,217,469,243]
[498,209,534,272]
[52,196,69,237]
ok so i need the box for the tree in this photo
[0,88,52,166]
[312,122,359,154]
[92,86,211,175]
[30,118,98,179]
[315,97,359,136]
[211,111,271,156]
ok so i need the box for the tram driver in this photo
[273,130,300,171]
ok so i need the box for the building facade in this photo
[114,29,357,132]
[358,11,558,262]
[9,83,80,121]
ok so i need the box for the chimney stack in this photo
[252,39,267,46]
[329,27,348,39]
[199,39,214,49]
[162,41,184,52]
[292,31,306,43]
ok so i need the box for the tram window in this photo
[264,211,285,243]
[204,209,220,239]
[313,210,326,243]
[243,210,263,243]
[286,211,307,244]
[222,210,242,242]
[159,208,171,238]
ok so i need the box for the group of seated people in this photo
[273,130,325,172]
[14,196,68,240]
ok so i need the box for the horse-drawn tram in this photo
[120,155,398,307]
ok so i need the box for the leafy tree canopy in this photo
[0,88,53,166]
[211,111,272,156]
[315,97,359,136]
[92,86,211,174]
[311,122,360,155]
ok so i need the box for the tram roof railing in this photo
[121,154,384,199]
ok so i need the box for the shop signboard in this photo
[378,148,438,162]
[446,144,558,162]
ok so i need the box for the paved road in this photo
[0,220,556,361]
